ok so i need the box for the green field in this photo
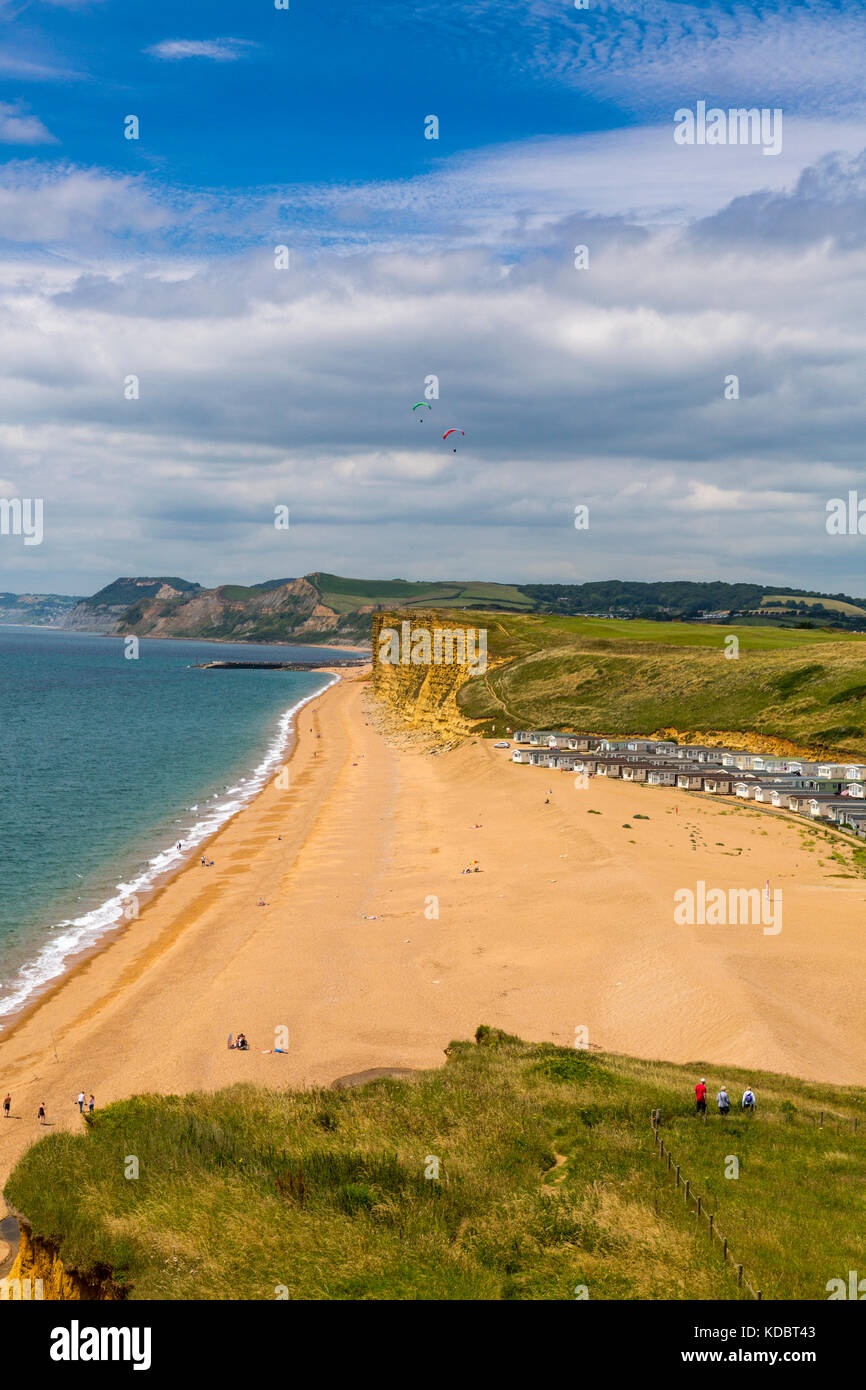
[476,612,866,654]
[216,585,259,601]
[313,573,535,616]
[6,1034,864,1300]
[406,610,866,757]
[758,595,866,618]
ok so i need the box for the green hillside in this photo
[89,577,201,607]
[63,573,866,646]
[0,592,81,625]
[522,580,866,628]
[443,610,866,758]
[758,594,866,618]
[6,1034,864,1300]
[312,573,535,615]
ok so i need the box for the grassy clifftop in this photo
[428,611,866,759]
[5,1035,865,1300]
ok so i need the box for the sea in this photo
[0,626,356,1027]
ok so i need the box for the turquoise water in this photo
[0,627,352,1024]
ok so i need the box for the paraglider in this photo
[443,429,464,452]
[412,402,432,421]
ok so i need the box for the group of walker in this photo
[3,1091,96,1125]
[694,1077,757,1118]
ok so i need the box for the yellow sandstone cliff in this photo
[371,610,492,742]
[5,1220,126,1301]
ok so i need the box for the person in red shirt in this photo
[694,1078,708,1117]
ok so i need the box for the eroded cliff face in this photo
[657,728,834,761]
[61,576,370,646]
[125,577,337,640]
[371,611,490,741]
[5,1221,126,1301]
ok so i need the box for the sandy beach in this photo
[3,670,866,1256]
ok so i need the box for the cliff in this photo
[370,610,495,742]
[654,728,837,763]
[5,1218,126,1301]
[62,574,374,646]
[3,1045,865,1300]
[0,592,81,626]
[59,572,542,647]
[62,577,202,635]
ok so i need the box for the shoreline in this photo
[3,666,866,1231]
[0,668,345,1039]
[0,667,375,1212]
[5,625,372,655]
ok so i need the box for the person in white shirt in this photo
[741,1087,757,1115]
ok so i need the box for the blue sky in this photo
[3,0,622,186]
[3,1,866,596]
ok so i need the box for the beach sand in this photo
[3,671,866,1255]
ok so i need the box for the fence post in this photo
[651,1130,754,1298]
[757,1290,762,1301]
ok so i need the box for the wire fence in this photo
[650,1110,762,1301]
[801,1109,862,1136]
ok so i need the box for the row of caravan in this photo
[509,732,866,835]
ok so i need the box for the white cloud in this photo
[2,116,864,262]
[0,103,57,146]
[3,118,866,594]
[145,38,256,62]
[0,174,168,250]
[375,1,866,120]
[0,45,78,80]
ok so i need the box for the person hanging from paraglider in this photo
[443,429,464,452]
[412,402,432,422]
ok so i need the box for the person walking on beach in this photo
[76,1091,85,1113]
[741,1086,757,1116]
[88,1095,95,1115]
[3,1093,10,1118]
[37,1102,46,1125]
[716,1085,730,1118]
[694,1077,708,1117]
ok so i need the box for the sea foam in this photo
[0,677,337,1026]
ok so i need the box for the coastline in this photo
[14,624,372,655]
[4,667,866,1242]
[0,665,366,1235]
[0,668,343,1037]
